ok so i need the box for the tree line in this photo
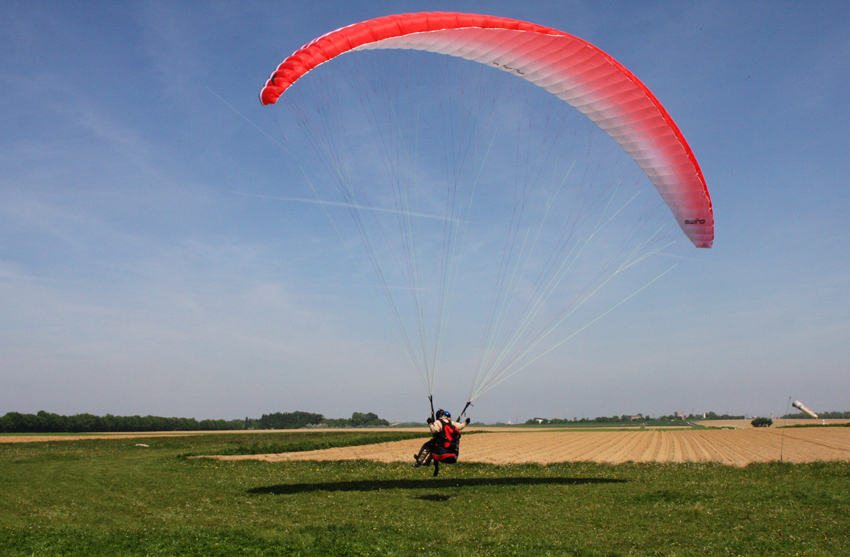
[782,411,850,419]
[526,410,850,427]
[0,411,244,433]
[525,411,748,425]
[0,410,389,433]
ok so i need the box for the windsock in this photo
[792,400,818,419]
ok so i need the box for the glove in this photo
[426,417,435,424]
[465,417,471,424]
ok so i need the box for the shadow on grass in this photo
[416,494,452,502]
[248,476,626,495]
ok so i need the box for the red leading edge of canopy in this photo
[260,13,557,105]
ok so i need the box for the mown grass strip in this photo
[185,431,428,457]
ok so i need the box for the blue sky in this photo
[2,1,848,423]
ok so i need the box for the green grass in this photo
[173,431,428,457]
[1,432,848,556]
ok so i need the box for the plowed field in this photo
[214,427,850,467]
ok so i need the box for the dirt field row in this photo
[214,427,850,467]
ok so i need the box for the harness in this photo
[431,419,461,462]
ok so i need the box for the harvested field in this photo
[214,427,850,467]
[695,418,850,429]
[0,432,198,443]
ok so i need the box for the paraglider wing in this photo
[260,12,714,248]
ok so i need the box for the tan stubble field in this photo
[212,426,850,467]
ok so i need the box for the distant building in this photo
[675,412,687,420]
[629,414,643,421]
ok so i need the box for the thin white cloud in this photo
[229,190,470,223]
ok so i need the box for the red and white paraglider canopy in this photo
[260,12,713,248]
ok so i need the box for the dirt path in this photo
[212,428,850,467]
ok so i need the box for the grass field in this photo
[2,432,848,556]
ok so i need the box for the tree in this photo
[258,411,324,429]
[751,417,773,428]
[348,412,389,427]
